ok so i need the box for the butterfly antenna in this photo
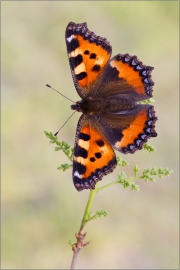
[46,84,75,103]
[54,111,76,136]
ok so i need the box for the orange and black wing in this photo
[98,53,154,102]
[72,114,117,191]
[99,105,157,154]
[65,22,112,99]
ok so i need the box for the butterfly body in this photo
[71,97,136,114]
[65,22,157,191]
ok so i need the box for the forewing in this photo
[98,53,154,102]
[65,22,112,99]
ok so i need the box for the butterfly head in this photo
[71,101,83,112]
[71,99,95,114]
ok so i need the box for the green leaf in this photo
[57,164,73,171]
[143,143,156,153]
[140,167,173,182]
[116,157,129,167]
[133,164,139,177]
[85,210,109,222]
[138,98,155,104]
[44,131,74,162]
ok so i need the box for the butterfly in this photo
[65,22,157,191]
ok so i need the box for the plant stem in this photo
[70,186,98,269]
[70,248,81,269]
[80,187,97,230]
[97,180,119,192]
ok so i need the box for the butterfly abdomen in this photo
[105,98,136,113]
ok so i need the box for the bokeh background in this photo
[1,1,179,269]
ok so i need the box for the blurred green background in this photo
[1,1,179,269]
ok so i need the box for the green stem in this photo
[80,186,98,230]
[97,177,142,192]
[96,180,119,192]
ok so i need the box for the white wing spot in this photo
[74,171,82,179]
[66,35,74,43]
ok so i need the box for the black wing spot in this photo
[76,72,87,81]
[84,50,90,55]
[95,139,104,147]
[95,152,101,159]
[75,146,88,159]
[90,53,96,59]
[70,54,83,68]
[92,64,101,72]
[79,133,90,141]
[76,162,86,174]
[90,157,96,162]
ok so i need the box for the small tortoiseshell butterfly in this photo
[65,22,157,191]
